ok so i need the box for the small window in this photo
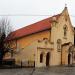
[43,38,48,40]
[40,53,43,63]
[63,25,68,37]
[43,38,48,44]
[38,40,41,43]
[57,39,62,52]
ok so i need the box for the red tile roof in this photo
[6,14,61,41]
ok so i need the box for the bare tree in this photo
[0,18,12,64]
[0,18,12,36]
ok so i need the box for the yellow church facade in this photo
[4,7,75,67]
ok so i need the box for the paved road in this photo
[0,66,75,75]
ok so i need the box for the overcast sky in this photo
[0,0,75,30]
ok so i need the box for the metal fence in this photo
[20,60,35,68]
[1,59,35,68]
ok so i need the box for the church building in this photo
[4,7,75,67]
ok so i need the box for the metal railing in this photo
[20,60,35,68]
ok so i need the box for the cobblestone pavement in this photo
[0,66,75,75]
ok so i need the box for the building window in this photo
[57,39,62,52]
[63,25,68,37]
[43,38,48,40]
[38,40,41,43]
[43,38,48,44]
[40,53,43,63]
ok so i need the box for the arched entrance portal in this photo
[68,53,71,65]
[46,52,50,66]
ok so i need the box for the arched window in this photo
[40,53,43,63]
[63,25,68,37]
[43,38,48,44]
[57,39,62,52]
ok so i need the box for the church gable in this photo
[61,7,74,38]
[50,7,74,53]
[53,7,73,40]
[58,7,74,33]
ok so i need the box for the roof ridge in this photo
[6,13,61,41]
[13,14,61,32]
